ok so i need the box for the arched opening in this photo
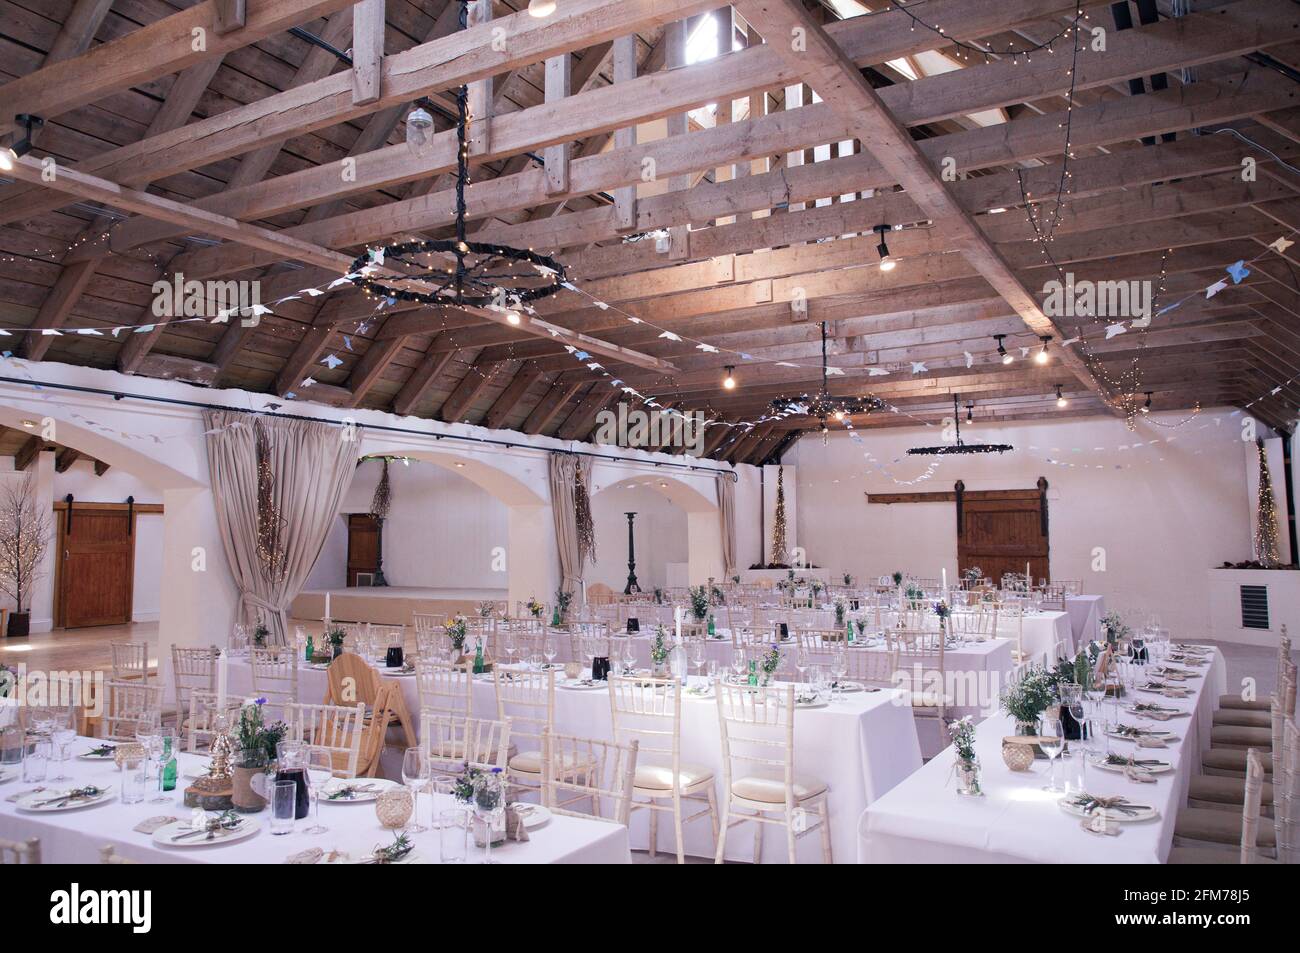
[588,473,723,592]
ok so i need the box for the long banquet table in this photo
[857,646,1228,863]
[210,658,923,863]
[0,738,630,864]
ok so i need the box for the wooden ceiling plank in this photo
[523,377,585,435]
[483,366,543,430]
[391,344,459,417]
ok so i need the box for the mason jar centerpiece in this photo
[232,698,286,813]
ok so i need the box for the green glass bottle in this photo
[551,607,561,626]
[162,736,177,792]
[304,634,314,662]
[846,619,855,643]
[747,659,758,687]
[706,614,716,638]
[472,641,485,675]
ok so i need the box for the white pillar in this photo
[686,510,725,584]
[507,504,557,611]
[30,450,57,632]
[160,487,237,650]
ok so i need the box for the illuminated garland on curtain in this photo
[771,465,788,565]
[254,419,287,584]
[1255,438,1281,568]
[574,461,596,565]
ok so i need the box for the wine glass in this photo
[542,636,557,668]
[730,648,747,683]
[831,646,848,697]
[622,639,638,675]
[690,641,707,683]
[1039,716,1065,793]
[795,647,810,683]
[50,718,76,782]
[303,746,334,835]
[149,730,175,802]
[402,747,430,834]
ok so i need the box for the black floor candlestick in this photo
[624,511,641,594]
[372,517,388,587]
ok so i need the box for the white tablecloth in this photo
[1065,595,1106,647]
[209,659,922,863]
[0,739,630,864]
[857,648,1228,863]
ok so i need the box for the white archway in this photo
[590,473,724,588]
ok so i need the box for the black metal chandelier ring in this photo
[345,240,567,308]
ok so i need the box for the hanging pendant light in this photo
[769,322,883,431]
[528,0,557,17]
[907,395,1013,455]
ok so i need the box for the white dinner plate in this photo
[325,848,424,865]
[1124,705,1188,719]
[793,697,829,709]
[557,679,606,691]
[1088,754,1173,775]
[16,785,115,812]
[511,802,552,830]
[320,778,399,803]
[382,669,417,677]
[152,817,260,848]
[1105,727,1177,743]
[1059,795,1159,823]
[832,681,866,693]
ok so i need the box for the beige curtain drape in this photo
[203,410,360,645]
[548,452,585,599]
[717,472,737,579]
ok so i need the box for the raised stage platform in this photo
[290,586,508,626]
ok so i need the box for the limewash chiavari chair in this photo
[249,646,300,721]
[541,729,639,824]
[183,690,242,753]
[419,712,511,778]
[170,645,216,729]
[98,845,138,865]
[571,629,612,668]
[415,659,473,720]
[889,629,950,725]
[949,606,997,641]
[608,675,719,864]
[493,666,556,795]
[411,612,445,639]
[795,628,846,652]
[102,680,165,742]
[0,837,40,864]
[110,641,150,683]
[283,701,367,778]
[367,623,407,657]
[714,682,832,864]
[1170,748,1276,864]
[841,645,899,688]
[995,601,1029,664]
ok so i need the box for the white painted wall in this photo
[587,483,688,593]
[305,458,511,591]
[783,408,1255,640]
[734,464,763,574]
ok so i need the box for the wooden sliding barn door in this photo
[346,514,379,586]
[956,478,1051,584]
[56,504,135,628]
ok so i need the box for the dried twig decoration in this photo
[254,419,287,584]
[370,458,393,521]
[575,463,596,565]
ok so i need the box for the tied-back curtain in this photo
[717,472,737,579]
[548,452,584,598]
[203,410,360,645]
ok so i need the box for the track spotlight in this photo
[528,0,557,17]
[0,114,44,171]
[965,401,974,423]
[722,366,736,390]
[1035,335,1051,365]
[994,334,1012,364]
[1055,384,1067,408]
[1142,392,1152,413]
[873,225,896,272]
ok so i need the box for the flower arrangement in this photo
[325,625,346,656]
[235,698,287,770]
[650,626,671,665]
[962,566,982,584]
[444,615,468,652]
[476,601,496,619]
[653,587,664,605]
[526,596,544,618]
[892,571,904,586]
[553,588,573,621]
[453,763,488,804]
[730,575,741,585]
[932,599,950,622]
[999,667,1055,732]
[904,583,925,605]
[710,584,726,606]
[252,623,270,647]
[688,585,710,621]
[842,572,854,586]
[760,646,782,680]
[949,716,977,764]
[810,579,826,598]
[834,598,846,625]
[1101,610,1131,644]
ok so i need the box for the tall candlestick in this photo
[216,649,228,711]
[324,590,331,622]
[674,606,682,640]
[941,568,947,591]
[1026,562,1031,583]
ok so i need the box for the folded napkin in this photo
[285,847,324,865]
[6,786,45,803]
[1081,814,1122,837]
[134,816,179,834]
[505,802,532,843]
[1125,765,1157,784]
[1136,736,1168,749]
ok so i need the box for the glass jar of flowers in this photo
[526,596,545,619]
[650,626,671,677]
[999,667,1055,736]
[759,645,782,686]
[688,585,710,622]
[949,716,982,796]
[232,698,286,813]
[325,625,346,660]
[444,615,468,663]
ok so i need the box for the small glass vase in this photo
[956,757,983,797]
[651,660,669,678]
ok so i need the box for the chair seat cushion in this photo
[1218,694,1271,712]
[1175,808,1275,848]
[1210,725,1272,750]
[731,770,828,804]
[1188,774,1274,807]
[633,762,713,792]
[1212,709,1272,729]
[508,749,593,776]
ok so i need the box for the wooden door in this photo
[57,507,134,628]
[956,482,1051,584]
[346,514,379,586]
